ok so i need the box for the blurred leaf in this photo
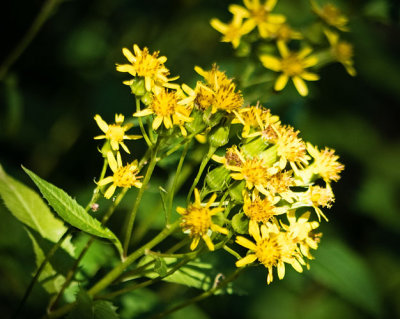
[120,289,158,319]
[154,257,168,277]
[22,166,123,256]
[0,164,74,256]
[309,239,382,316]
[25,228,66,294]
[67,289,119,319]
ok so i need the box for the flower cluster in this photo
[93,43,343,285]
[211,0,356,96]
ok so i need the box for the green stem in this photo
[186,145,216,204]
[136,98,152,147]
[13,228,72,319]
[123,139,161,256]
[0,0,64,81]
[96,254,197,300]
[223,245,241,260]
[85,158,108,211]
[166,141,190,224]
[88,221,180,297]
[149,268,245,319]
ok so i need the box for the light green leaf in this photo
[309,239,383,316]
[0,164,74,256]
[22,166,122,256]
[25,228,66,294]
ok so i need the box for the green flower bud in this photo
[241,137,268,158]
[185,108,206,133]
[209,124,230,148]
[141,92,153,105]
[229,181,245,203]
[231,212,249,235]
[203,107,223,128]
[130,78,146,97]
[206,165,230,191]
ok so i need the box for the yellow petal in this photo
[303,56,318,68]
[292,76,308,96]
[94,114,109,133]
[277,261,286,279]
[122,48,136,63]
[190,237,200,250]
[301,72,319,81]
[145,76,152,92]
[236,254,257,267]
[202,235,215,251]
[107,151,118,173]
[259,55,282,72]
[133,109,154,117]
[194,188,201,204]
[211,224,229,235]
[268,14,286,24]
[152,116,163,130]
[116,64,136,75]
[104,184,117,199]
[97,176,114,186]
[277,41,289,57]
[236,236,257,251]
[274,74,289,91]
[210,18,228,33]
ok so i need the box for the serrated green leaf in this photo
[0,164,74,256]
[22,166,122,256]
[93,300,119,319]
[309,239,383,316]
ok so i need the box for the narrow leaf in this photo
[22,166,122,255]
[0,164,74,256]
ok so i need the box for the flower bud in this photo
[209,124,230,148]
[185,109,206,133]
[141,92,153,105]
[130,78,146,97]
[206,165,230,191]
[203,107,223,128]
[229,181,245,203]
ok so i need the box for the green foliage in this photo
[0,164,74,256]
[22,166,123,256]
[67,289,119,319]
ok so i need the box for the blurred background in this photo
[0,0,399,318]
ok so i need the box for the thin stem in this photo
[88,221,180,297]
[186,145,216,204]
[48,188,128,311]
[96,255,195,300]
[85,158,108,211]
[145,249,198,259]
[149,268,245,319]
[0,0,64,81]
[13,228,72,319]
[166,141,190,224]
[136,98,152,147]
[223,245,241,260]
[123,139,161,256]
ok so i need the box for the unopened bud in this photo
[206,165,230,191]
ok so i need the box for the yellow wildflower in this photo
[235,222,304,284]
[210,10,255,48]
[116,44,178,92]
[324,28,356,76]
[212,145,243,169]
[227,149,279,195]
[177,189,228,251]
[232,104,280,138]
[212,82,244,113]
[98,152,142,199]
[307,142,344,183]
[243,191,286,230]
[195,65,232,90]
[311,0,349,31]
[282,211,320,260]
[260,41,319,96]
[229,0,286,38]
[94,114,142,154]
[133,88,192,131]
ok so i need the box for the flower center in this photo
[256,237,281,268]
[135,49,163,77]
[281,54,304,76]
[106,125,125,142]
[113,164,139,187]
[241,159,270,185]
[182,206,212,236]
[152,90,177,116]
[244,198,276,223]
[251,8,268,24]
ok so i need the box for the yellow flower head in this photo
[228,150,279,195]
[212,145,243,169]
[260,41,319,96]
[311,0,349,31]
[210,11,255,48]
[116,44,178,92]
[177,189,228,251]
[324,28,356,76]
[282,211,321,259]
[268,22,303,42]
[98,152,142,199]
[94,114,142,154]
[243,191,286,228]
[194,65,243,114]
[229,0,286,38]
[235,222,304,284]
[232,104,280,138]
[274,125,310,170]
[133,88,192,132]
[307,142,344,183]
